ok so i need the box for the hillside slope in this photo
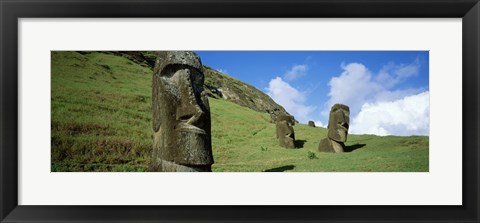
[51,51,428,172]
[203,67,290,123]
[107,51,290,122]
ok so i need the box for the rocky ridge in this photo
[109,51,292,123]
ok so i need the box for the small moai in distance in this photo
[308,121,315,127]
[150,51,214,172]
[276,114,296,148]
[318,104,350,153]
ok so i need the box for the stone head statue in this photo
[327,104,350,142]
[276,114,295,148]
[151,51,213,172]
[319,104,350,153]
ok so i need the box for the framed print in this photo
[1,0,479,222]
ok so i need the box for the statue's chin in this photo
[333,129,347,142]
[176,127,212,165]
[284,137,295,147]
[178,122,207,135]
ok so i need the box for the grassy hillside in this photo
[51,51,429,172]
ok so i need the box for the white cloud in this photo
[326,63,382,115]
[266,77,316,123]
[324,59,427,136]
[376,59,420,88]
[350,91,429,136]
[283,64,308,81]
[326,61,423,114]
[314,120,326,128]
[216,68,228,74]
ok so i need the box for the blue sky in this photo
[196,51,429,136]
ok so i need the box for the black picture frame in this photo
[1,0,479,222]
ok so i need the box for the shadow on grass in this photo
[264,165,295,172]
[295,140,307,148]
[345,143,366,152]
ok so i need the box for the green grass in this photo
[51,51,429,172]
[51,51,152,171]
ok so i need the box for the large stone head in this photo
[152,51,213,171]
[327,104,350,142]
[276,114,295,148]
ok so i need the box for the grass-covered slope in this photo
[51,51,429,172]
[51,51,153,171]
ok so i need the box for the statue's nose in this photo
[176,68,204,125]
[340,122,349,129]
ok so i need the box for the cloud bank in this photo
[265,59,428,136]
[350,91,429,136]
[325,59,428,136]
[326,63,382,115]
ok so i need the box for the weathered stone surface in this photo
[318,138,345,153]
[276,114,296,148]
[267,108,284,124]
[308,121,315,127]
[151,51,213,172]
[318,138,334,153]
[149,159,211,172]
[318,104,350,153]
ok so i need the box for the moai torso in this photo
[276,114,296,148]
[151,51,214,171]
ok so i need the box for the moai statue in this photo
[308,121,316,127]
[318,104,350,153]
[276,114,296,148]
[151,51,214,172]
